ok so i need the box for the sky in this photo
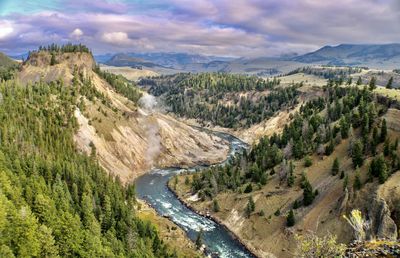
[0,0,399,57]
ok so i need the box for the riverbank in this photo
[136,199,203,258]
[167,180,265,258]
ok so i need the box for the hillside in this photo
[100,64,159,81]
[0,52,18,81]
[169,70,400,257]
[0,46,187,257]
[292,44,400,69]
[0,52,17,67]
[17,49,229,184]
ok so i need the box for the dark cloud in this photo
[0,0,398,56]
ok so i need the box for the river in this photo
[135,131,256,258]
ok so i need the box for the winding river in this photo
[135,131,256,258]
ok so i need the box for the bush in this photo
[331,158,340,176]
[295,233,346,257]
[213,199,220,212]
[287,209,295,227]
[244,183,253,193]
[304,156,313,167]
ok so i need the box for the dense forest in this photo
[141,73,299,128]
[35,43,91,54]
[287,66,363,80]
[94,65,142,104]
[0,75,177,257]
[0,54,18,82]
[190,83,400,210]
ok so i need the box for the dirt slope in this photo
[18,51,229,183]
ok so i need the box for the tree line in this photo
[0,77,178,257]
[142,73,298,128]
[189,83,399,224]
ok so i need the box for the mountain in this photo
[98,52,233,68]
[0,52,17,67]
[93,53,114,63]
[292,44,400,68]
[18,48,228,183]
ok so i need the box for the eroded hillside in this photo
[169,71,400,258]
[18,50,228,183]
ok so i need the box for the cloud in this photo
[70,28,83,39]
[101,32,131,45]
[0,21,14,40]
[0,0,399,56]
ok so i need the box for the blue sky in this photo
[0,0,399,56]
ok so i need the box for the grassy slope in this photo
[0,52,17,67]
[169,73,400,257]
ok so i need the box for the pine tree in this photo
[287,161,295,187]
[386,77,393,89]
[347,77,353,85]
[352,140,363,168]
[380,119,387,143]
[245,197,255,218]
[369,77,376,91]
[332,158,340,176]
[343,173,349,190]
[286,209,295,227]
[302,177,315,206]
[356,76,362,85]
[50,53,57,66]
[213,199,220,212]
[244,183,253,193]
[353,169,362,190]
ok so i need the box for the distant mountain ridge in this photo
[97,44,400,74]
[291,44,400,68]
[98,52,234,69]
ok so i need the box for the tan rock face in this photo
[74,108,228,184]
[18,51,229,184]
[18,52,95,85]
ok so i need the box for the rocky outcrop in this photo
[367,196,398,240]
[18,51,230,183]
[18,51,95,85]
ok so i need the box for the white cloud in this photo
[0,21,14,40]
[70,28,83,39]
[101,31,132,45]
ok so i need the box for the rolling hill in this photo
[0,52,17,67]
[291,44,400,69]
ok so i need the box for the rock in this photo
[367,196,398,240]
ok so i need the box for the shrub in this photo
[244,183,253,193]
[304,156,313,167]
[295,233,346,257]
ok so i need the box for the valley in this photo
[2,44,400,258]
[3,1,400,257]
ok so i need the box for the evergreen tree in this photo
[245,196,255,218]
[353,169,362,190]
[50,53,56,66]
[380,119,387,143]
[386,77,393,89]
[356,76,362,85]
[352,140,364,168]
[302,177,315,206]
[287,161,295,187]
[213,199,220,212]
[286,209,295,227]
[343,173,349,190]
[369,77,376,91]
[304,156,313,167]
[332,158,340,176]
